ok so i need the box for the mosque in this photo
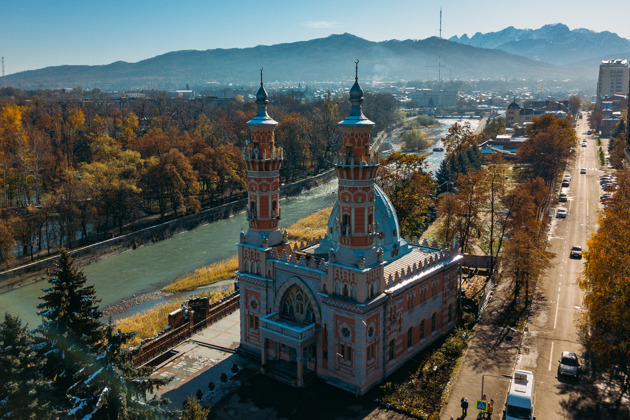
[237,69,463,394]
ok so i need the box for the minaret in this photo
[242,69,284,247]
[334,61,378,253]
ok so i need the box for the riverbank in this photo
[0,169,336,292]
[111,206,332,344]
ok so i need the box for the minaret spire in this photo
[243,70,283,247]
[333,64,377,256]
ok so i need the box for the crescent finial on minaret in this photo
[355,59,359,81]
[260,67,263,86]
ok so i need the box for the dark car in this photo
[558,351,580,377]
[570,245,582,259]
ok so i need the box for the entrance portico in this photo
[260,312,317,386]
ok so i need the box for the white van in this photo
[504,370,535,420]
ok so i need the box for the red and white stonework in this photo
[238,73,462,395]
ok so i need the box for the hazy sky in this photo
[2,0,630,75]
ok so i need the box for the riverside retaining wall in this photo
[0,170,336,290]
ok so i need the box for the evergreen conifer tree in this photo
[35,250,103,412]
[66,323,172,418]
[456,151,471,174]
[466,146,483,170]
[435,159,453,194]
[36,249,104,411]
[37,250,172,418]
[0,314,49,419]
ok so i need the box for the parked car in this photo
[580,168,586,174]
[561,180,570,187]
[558,351,580,378]
[582,142,587,147]
[563,174,572,181]
[556,208,567,218]
[570,245,582,259]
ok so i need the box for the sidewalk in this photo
[151,310,259,409]
[441,279,523,420]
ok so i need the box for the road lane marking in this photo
[549,341,555,371]
[554,294,560,329]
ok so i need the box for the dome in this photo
[314,185,411,266]
[349,79,363,100]
[256,84,269,103]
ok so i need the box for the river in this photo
[0,180,338,327]
[0,118,478,328]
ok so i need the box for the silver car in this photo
[558,351,579,377]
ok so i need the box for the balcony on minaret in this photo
[243,146,284,162]
[334,151,379,167]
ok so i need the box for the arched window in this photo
[280,285,315,325]
[420,319,425,339]
[342,214,351,235]
[389,339,395,360]
[431,312,437,332]
[272,200,278,217]
[343,284,349,297]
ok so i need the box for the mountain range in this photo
[4,24,629,90]
[449,23,630,66]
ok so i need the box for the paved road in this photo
[516,115,607,419]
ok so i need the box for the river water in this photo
[0,118,478,328]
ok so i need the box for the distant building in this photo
[238,74,462,395]
[596,59,629,105]
[601,94,628,113]
[170,90,194,99]
[479,133,528,161]
[601,114,622,137]
[411,89,457,108]
[506,99,570,127]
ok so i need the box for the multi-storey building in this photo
[238,70,462,395]
[596,59,630,105]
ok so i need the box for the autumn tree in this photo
[588,105,604,132]
[442,121,480,160]
[579,169,630,411]
[276,113,311,182]
[377,152,436,238]
[0,216,15,268]
[449,169,489,254]
[568,96,581,117]
[501,178,554,304]
[142,148,200,217]
[518,114,577,185]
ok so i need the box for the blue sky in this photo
[2,0,629,75]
